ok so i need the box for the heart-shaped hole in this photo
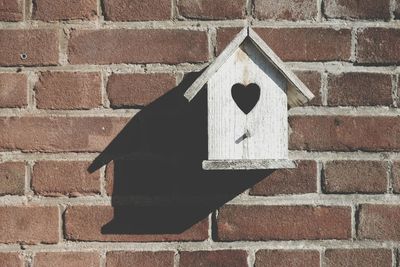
[231,83,261,114]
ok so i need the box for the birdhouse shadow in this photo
[88,71,273,235]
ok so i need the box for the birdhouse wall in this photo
[208,39,288,160]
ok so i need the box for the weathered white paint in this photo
[208,39,289,161]
[202,159,296,170]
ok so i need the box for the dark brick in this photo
[104,0,171,21]
[255,0,317,20]
[178,0,246,19]
[324,0,391,20]
[179,250,248,267]
[33,0,97,21]
[255,250,320,267]
[295,71,322,105]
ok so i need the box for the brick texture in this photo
[68,29,208,65]
[106,251,174,267]
[324,249,392,267]
[323,161,388,194]
[33,252,100,267]
[0,117,128,152]
[216,205,351,241]
[255,250,320,267]
[327,73,393,106]
[35,72,102,110]
[0,30,59,66]
[178,0,246,19]
[107,73,176,108]
[392,161,400,193]
[32,161,100,196]
[179,250,248,267]
[323,0,391,20]
[0,253,23,267]
[295,71,322,106]
[254,0,317,21]
[0,0,23,21]
[0,162,25,195]
[0,206,59,244]
[0,73,27,108]
[104,0,171,21]
[33,0,97,21]
[289,116,400,152]
[250,160,317,196]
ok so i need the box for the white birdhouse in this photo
[184,27,314,170]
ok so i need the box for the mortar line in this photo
[247,249,255,267]
[173,250,180,267]
[320,247,326,267]
[317,161,323,194]
[388,161,394,194]
[25,160,34,196]
[392,247,397,267]
[317,0,323,22]
[350,27,357,63]
[321,71,328,106]
[99,249,107,267]
[392,74,399,107]
[390,0,397,21]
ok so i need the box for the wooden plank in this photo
[202,159,296,170]
[184,27,248,102]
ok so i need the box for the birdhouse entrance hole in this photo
[231,83,261,115]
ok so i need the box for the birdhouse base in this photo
[202,159,296,170]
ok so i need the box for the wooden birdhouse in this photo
[184,27,314,170]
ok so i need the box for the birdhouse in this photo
[184,27,314,170]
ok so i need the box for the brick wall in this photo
[1,0,400,266]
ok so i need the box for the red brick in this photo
[107,73,176,108]
[358,204,400,240]
[324,249,392,267]
[255,250,320,267]
[35,72,102,110]
[32,161,100,197]
[289,116,400,152]
[178,0,246,19]
[106,251,174,267]
[216,205,351,241]
[33,0,97,21]
[0,73,27,108]
[323,161,388,194]
[64,206,209,242]
[391,161,400,193]
[104,0,171,21]
[250,160,317,196]
[254,0,317,20]
[357,28,400,65]
[327,73,393,106]
[180,250,248,267]
[0,162,25,195]
[0,252,23,267]
[0,116,128,152]
[324,0,391,20]
[34,252,100,267]
[0,206,59,244]
[0,0,23,21]
[0,30,58,66]
[295,71,322,106]
[217,28,351,61]
[68,29,208,65]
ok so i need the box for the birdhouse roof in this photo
[183,27,315,107]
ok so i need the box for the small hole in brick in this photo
[20,53,28,60]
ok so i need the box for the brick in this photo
[327,73,392,106]
[0,252,23,267]
[106,251,174,267]
[0,73,27,108]
[104,0,171,21]
[0,162,25,195]
[0,0,23,21]
[180,251,248,267]
[289,116,400,152]
[358,204,400,240]
[295,71,322,106]
[216,205,351,241]
[107,73,176,108]
[392,161,400,193]
[178,0,246,19]
[0,30,58,66]
[33,0,97,21]
[35,72,102,110]
[34,252,100,267]
[357,28,400,65]
[0,116,128,152]
[250,160,317,196]
[64,206,209,242]
[395,0,400,19]
[0,206,59,244]
[324,249,392,267]
[254,0,317,21]
[323,0,391,20]
[255,250,320,267]
[68,29,208,65]
[323,161,388,194]
[217,28,351,61]
[32,161,100,197]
